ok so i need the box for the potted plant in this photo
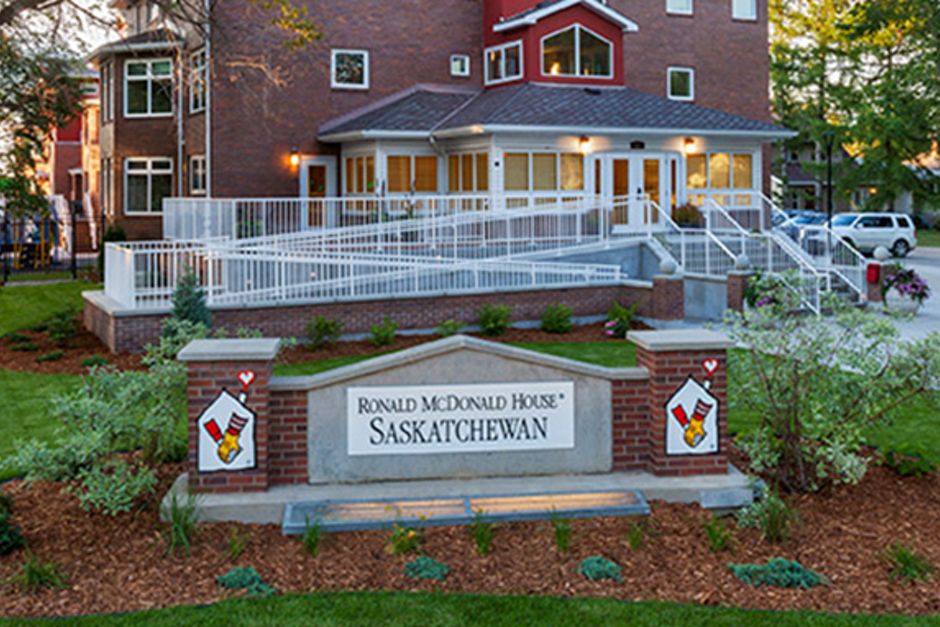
[881,265,930,314]
[673,202,703,227]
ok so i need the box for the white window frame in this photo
[540,24,614,80]
[502,151,586,194]
[123,157,173,215]
[667,66,695,101]
[450,54,471,78]
[123,58,174,118]
[189,155,207,195]
[732,0,758,21]
[331,49,370,90]
[189,48,207,114]
[484,40,524,86]
[100,158,113,216]
[100,62,114,123]
[666,0,694,15]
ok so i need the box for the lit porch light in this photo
[579,136,593,155]
[289,146,300,168]
[684,137,697,155]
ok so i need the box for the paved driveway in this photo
[891,247,940,340]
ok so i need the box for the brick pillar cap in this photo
[653,274,683,282]
[178,338,281,363]
[627,329,733,352]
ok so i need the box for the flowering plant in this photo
[882,266,931,306]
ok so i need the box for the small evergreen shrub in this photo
[882,447,938,478]
[305,316,344,349]
[227,527,248,561]
[388,524,423,556]
[605,301,637,339]
[46,310,77,345]
[36,351,64,363]
[729,558,826,589]
[10,553,68,590]
[886,543,934,584]
[550,511,572,553]
[703,516,733,553]
[541,304,573,334]
[369,317,398,347]
[171,268,211,328]
[303,519,322,558]
[478,304,512,337]
[11,342,38,353]
[404,556,450,582]
[627,523,646,550]
[152,318,209,362]
[161,492,200,557]
[81,355,108,369]
[0,493,12,520]
[216,566,278,597]
[736,491,798,544]
[0,521,25,556]
[470,510,494,556]
[4,333,30,343]
[435,319,464,337]
[73,460,157,516]
[579,556,623,582]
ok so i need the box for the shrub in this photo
[98,225,127,279]
[550,511,572,553]
[369,317,398,347]
[303,519,322,558]
[9,553,68,590]
[387,524,423,556]
[727,274,940,493]
[171,268,211,328]
[0,520,25,556]
[881,447,938,478]
[46,310,77,345]
[729,558,826,589]
[36,351,64,363]
[703,517,733,553]
[404,556,450,582]
[605,301,637,339]
[227,527,248,561]
[886,543,934,584]
[216,566,277,597]
[470,510,494,556]
[82,355,108,369]
[161,492,200,557]
[0,493,11,520]
[736,491,798,545]
[673,202,703,227]
[578,556,623,582]
[11,342,38,352]
[149,318,209,364]
[478,304,512,337]
[435,319,464,337]
[541,304,573,334]
[627,523,646,550]
[4,333,30,343]
[305,316,344,349]
[72,460,157,516]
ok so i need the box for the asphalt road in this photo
[892,247,940,339]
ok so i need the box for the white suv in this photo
[830,213,917,257]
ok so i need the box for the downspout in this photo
[177,50,185,197]
[204,0,212,198]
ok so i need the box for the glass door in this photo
[603,153,670,232]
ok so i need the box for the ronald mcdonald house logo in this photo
[197,370,258,473]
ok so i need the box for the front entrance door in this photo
[600,153,675,232]
[299,156,338,228]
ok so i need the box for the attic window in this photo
[542,24,613,79]
[484,41,523,86]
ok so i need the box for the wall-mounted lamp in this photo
[579,136,592,155]
[289,146,300,168]
[684,137,697,155]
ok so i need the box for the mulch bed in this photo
[0,326,142,375]
[2,463,939,618]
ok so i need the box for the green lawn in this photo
[0,280,99,336]
[917,229,940,248]
[2,591,937,627]
[5,270,78,283]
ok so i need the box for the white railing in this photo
[104,240,211,310]
[690,189,766,232]
[643,199,738,278]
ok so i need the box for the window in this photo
[667,0,693,15]
[732,0,757,20]
[124,158,172,214]
[686,152,754,190]
[190,155,206,195]
[897,216,913,229]
[859,216,893,229]
[100,158,113,216]
[450,55,470,77]
[387,155,438,193]
[124,59,173,117]
[504,152,584,193]
[100,62,114,123]
[484,41,523,85]
[190,49,207,113]
[331,49,369,90]
[345,155,376,194]
[667,67,694,101]
[447,153,489,193]
[542,24,612,78]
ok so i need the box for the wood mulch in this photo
[1,463,939,618]
[0,325,142,375]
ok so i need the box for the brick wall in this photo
[611,378,650,471]
[268,389,308,485]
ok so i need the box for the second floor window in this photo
[732,0,757,20]
[331,49,369,90]
[190,49,207,113]
[125,157,172,214]
[190,155,206,195]
[542,25,612,78]
[485,41,523,85]
[666,0,693,15]
[125,59,173,117]
[667,67,695,101]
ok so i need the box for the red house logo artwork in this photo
[197,370,257,473]
[665,360,720,456]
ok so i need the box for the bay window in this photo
[125,157,172,214]
[542,24,612,78]
[686,152,755,206]
[387,155,439,193]
[125,59,173,117]
[504,152,584,193]
[345,155,376,194]
[484,41,523,85]
[448,153,489,193]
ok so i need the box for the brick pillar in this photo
[178,339,280,494]
[726,270,754,312]
[611,375,650,471]
[628,330,732,476]
[651,274,684,321]
[867,261,884,304]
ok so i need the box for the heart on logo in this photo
[237,370,256,389]
[702,359,720,377]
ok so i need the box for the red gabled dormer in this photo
[482,0,638,87]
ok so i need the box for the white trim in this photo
[484,40,524,86]
[299,155,338,198]
[494,0,639,33]
[331,49,370,90]
[540,23,614,80]
[450,54,471,77]
[318,130,431,143]
[666,0,694,16]
[731,0,758,21]
[123,156,173,215]
[123,57,174,118]
[667,66,695,101]
[434,124,797,140]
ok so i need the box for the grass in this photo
[0,280,99,336]
[2,591,938,626]
[916,229,940,248]
[5,270,78,283]
[0,370,82,481]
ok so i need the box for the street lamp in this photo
[822,127,836,252]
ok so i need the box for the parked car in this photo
[778,211,828,241]
[829,213,917,257]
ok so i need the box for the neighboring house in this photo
[90,0,789,240]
